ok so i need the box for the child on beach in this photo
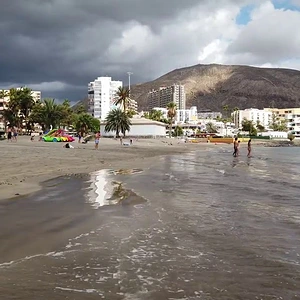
[95,131,100,149]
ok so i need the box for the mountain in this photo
[130,64,300,112]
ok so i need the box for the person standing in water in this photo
[233,137,239,157]
[247,139,252,157]
[95,131,100,150]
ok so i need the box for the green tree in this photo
[242,118,257,136]
[269,113,288,131]
[206,122,218,133]
[173,126,183,137]
[60,99,74,128]
[18,87,35,131]
[114,87,130,112]
[2,88,21,127]
[105,108,131,137]
[74,104,87,114]
[166,102,176,138]
[223,104,232,117]
[73,113,100,136]
[126,109,136,118]
[144,109,168,123]
[256,120,265,132]
[30,98,62,131]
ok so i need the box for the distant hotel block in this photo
[148,84,186,110]
[88,77,122,120]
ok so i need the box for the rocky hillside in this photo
[130,64,300,112]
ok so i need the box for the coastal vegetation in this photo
[104,108,131,137]
[114,87,130,112]
[242,119,257,136]
[167,102,177,138]
[143,110,168,123]
[0,87,100,135]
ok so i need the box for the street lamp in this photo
[127,72,133,97]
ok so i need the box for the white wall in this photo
[259,131,288,139]
[100,124,166,137]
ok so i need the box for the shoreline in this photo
[0,136,211,201]
[1,137,294,201]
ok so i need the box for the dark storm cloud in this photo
[0,0,206,100]
[0,0,269,101]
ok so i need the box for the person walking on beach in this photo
[233,137,239,157]
[7,127,12,142]
[78,133,82,143]
[95,131,100,150]
[247,139,252,157]
[12,127,18,142]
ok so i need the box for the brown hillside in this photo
[130,64,300,111]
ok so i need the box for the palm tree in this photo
[73,113,100,136]
[114,87,130,112]
[166,102,177,138]
[30,98,62,131]
[105,108,131,137]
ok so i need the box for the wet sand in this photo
[0,136,205,201]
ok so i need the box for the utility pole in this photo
[127,72,133,97]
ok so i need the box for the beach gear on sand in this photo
[42,129,75,143]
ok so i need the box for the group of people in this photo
[76,131,101,149]
[6,126,18,142]
[233,137,252,157]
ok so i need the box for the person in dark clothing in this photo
[247,139,252,157]
[233,137,238,157]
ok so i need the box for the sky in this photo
[0,0,300,103]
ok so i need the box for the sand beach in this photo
[0,136,207,201]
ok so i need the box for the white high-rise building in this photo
[88,77,122,120]
[148,84,186,110]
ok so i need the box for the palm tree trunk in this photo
[169,119,172,138]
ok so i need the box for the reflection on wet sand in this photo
[86,169,146,209]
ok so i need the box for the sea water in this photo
[0,145,299,299]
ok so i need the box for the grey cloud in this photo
[227,9,300,64]
[0,0,296,102]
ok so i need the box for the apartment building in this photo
[148,84,186,110]
[153,106,197,124]
[88,77,122,120]
[265,108,300,137]
[198,110,222,119]
[231,108,272,129]
[128,99,138,114]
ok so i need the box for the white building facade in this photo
[152,106,197,124]
[100,117,166,138]
[88,77,122,120]
[231,108,272,129]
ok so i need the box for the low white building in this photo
[258,131,288,139]
[100,117,166,138]
[153,106,198,124]
[232,108,272,129]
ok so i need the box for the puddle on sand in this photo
[85,169,146,209]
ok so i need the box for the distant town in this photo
[1,75,300,140]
